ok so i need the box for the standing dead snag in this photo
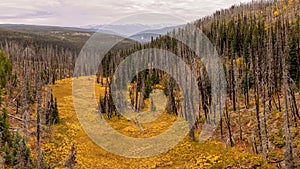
[21,73,30,136]
[282,18,294,169]
[36,72,43,169]
[150,96,156,112]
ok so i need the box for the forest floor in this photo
[214,89,300,166]
[42,76,270,169]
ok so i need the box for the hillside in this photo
[0,24,136,54]
[0,0,299,169]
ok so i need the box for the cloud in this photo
[0,0,253,26]
[0,10,52,19]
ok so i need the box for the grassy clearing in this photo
[44,77,267,169]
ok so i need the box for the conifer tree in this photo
[0,108,11,145]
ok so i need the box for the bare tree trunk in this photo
[282,22,294,168]
[290,87,300,120]
[36,68,45,169]
[225,99,233,147]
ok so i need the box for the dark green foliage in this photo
[144,82,152,99]
[53,98,59,123]
[241,71,253,92]
[14,137,31,169]
[0,110,14,166]
[12,131,22,159]
[289,33,300,87]
[46,94,59,125]
[0,51,12,88]
[26,83,34,104]
[0,108,11,145]
[150,73,159,85]
[4,141,13,166]
[0,88,2,106]
[3,131,32,168]
[143,78,153,99]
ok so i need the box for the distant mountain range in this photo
[81,24,185,43]
[0,24,135,51]
[0,23,185,43]
[128,25,185,43]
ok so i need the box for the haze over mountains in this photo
[0,23,184,43]
[82,23,185,42]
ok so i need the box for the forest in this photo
[0,0,299,168]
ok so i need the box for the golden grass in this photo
[44,76,267,169]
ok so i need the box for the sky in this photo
[0,0,252,27]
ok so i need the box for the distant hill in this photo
[0,24,136,52]
[82,24,184,43]
[129,25,185,43]
[0,23,180,46]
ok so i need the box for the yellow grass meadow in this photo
[44,76,267,169]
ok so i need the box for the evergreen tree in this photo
[46,94,59,125]
[53,98,59,123]
[14,138,31,169]
[12,131,22,161]
[0,108,11,145]
[0,51,12,88]
[143,78,153,99]
[4,141,13,166]
[289,32,299,87]
[0,88,2,106]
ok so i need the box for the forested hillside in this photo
[93,0,300,167]
[0,0,299,168]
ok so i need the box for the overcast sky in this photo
[0,0,252,27]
